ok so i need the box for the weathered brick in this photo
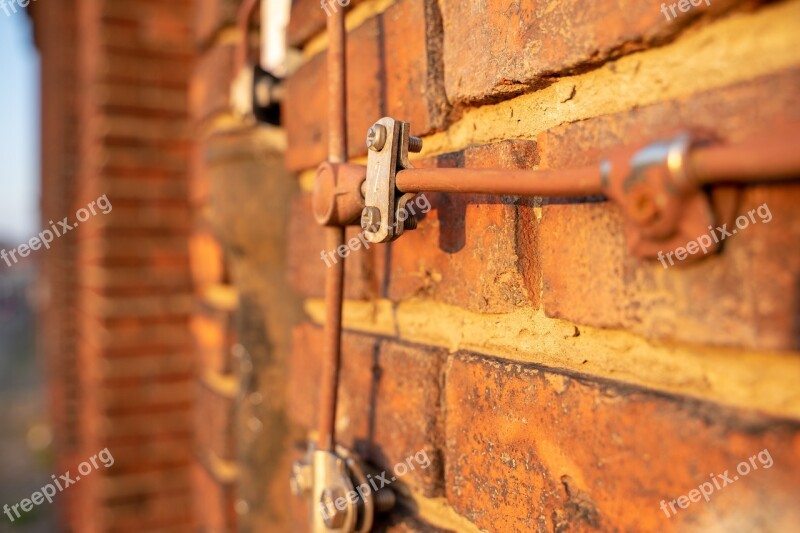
[439,0,740,105]
[191,462,237,532]
[284,18,382,170]
[195,0,239,47]
[539,70,800,350]
[99,380,194,413]
[196,384,237,461]
[104,492,193,531]
[384,0,449,136]
[389,140,539,312]
[445,353,800,532]
[191,43,236,122]
[289,324,446,494]
[286,0,369,47]
[287,192,385,300]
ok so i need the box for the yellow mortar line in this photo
[200,284,240,311]
[202,369,239,399]
[407,494,488,533]
[204,449,239,484]
[304,298,800,420]
[299,169,317,192]
[304,0,397,59]
[413,0,800,159]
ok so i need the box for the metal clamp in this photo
[361,118,423,243]
[290,444,395,533]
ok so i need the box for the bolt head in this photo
[320,487,347,529]
[361,206,381,232]
[367,124,387,152]
[254,77,272,108]
[629,189,659,224]
[289,461,312,497]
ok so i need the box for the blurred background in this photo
[0,11,55,532]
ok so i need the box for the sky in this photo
[0,13,39,243]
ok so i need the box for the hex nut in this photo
[361,206,381,232]
[320,487,347,529]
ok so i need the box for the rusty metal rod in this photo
[395,128,800,197]
[690,133,800,186]
[318,7,348,453]
[234,0,259,74]
[396,165,603,196]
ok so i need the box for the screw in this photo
[374,487,397,512]
[289,461,312,497]
[361,206,381,232]
[320,487,347,529]
[629,190,658,224]
[367,124,387,152]
[408,136,423,153]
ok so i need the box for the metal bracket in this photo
[290,444,395,533]
[601,133,738,260]
[361,117,422,243]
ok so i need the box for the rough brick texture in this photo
[284,0,449,170]
[439,0,741,105]
[33,0,196,530]
[35,0,800,532]
[444,353,800,532]
[281,1,800,531]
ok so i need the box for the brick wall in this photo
[284,0,800,531]
[190,0,305,531]
[32,0,196,530]
[33,0,800,531]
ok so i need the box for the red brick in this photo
[196,384,237,461]
[102,408,193,441]
[99,380,194,412]
[284,18,382,170]
[389,140,539,312]
[439,0,741,105]
[289,324,446,495]
[191,43,236,122]
[100,49,194,86]
[287,192,385,300]
[191,462,237,532]
[195,0,240,47]
[539,70,800,350]
[383,0,449,136]
[104,492,193,531]
[287,0,369,47]
[444,353,800,532]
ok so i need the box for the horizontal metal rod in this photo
[690,133,800,186]
[395,126,800,197]
[396,165,603,196]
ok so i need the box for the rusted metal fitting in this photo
[313,162,367,227]
[291,444,396,533]
[362,118,420,243]
[601,132,736,259]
